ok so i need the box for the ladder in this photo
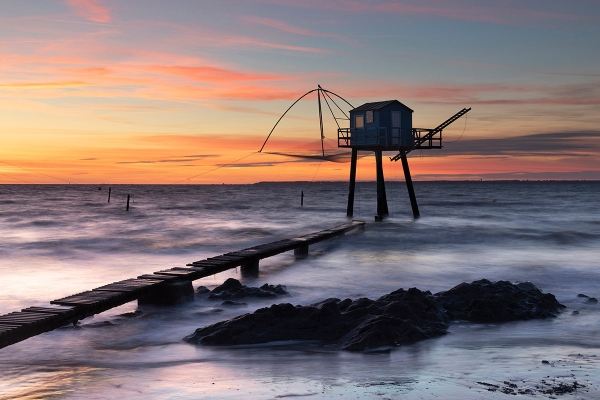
[390,107,471,162]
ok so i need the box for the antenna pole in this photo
[317,85,325,157]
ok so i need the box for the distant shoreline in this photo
[1,179,599,186]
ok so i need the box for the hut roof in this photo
[351,100,413,113]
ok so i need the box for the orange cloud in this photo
[0,81,88,90]
[65,0,111,23]
[147,65,290,83]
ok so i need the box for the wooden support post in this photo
[347,148,358,217]
[294,242,309,259]
[375,150,389,217]
[400,154,420,218]
[107,187,111,203]
[301,191,304,206]
[126,194,130,211]
[241,257,259,278]
[138,280,194,306]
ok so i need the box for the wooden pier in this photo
[0,220,365,350]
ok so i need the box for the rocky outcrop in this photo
[206,278,289,300]
[434,279,565,323]
[184,280,564,351]
[184,287,449,351]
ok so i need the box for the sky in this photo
[1,0,600,183]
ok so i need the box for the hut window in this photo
[366,111,373,124]
[355,115,364,128]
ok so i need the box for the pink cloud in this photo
[147,65,292,83]
[65,0,110,23]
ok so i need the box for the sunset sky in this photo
[1,0,599,183]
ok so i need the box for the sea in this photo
[0,181,599,399]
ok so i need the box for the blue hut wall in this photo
[349,101,413,149]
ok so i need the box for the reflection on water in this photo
[1,182,600,398]
[0,365,103,400]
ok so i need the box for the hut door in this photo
[392,111,401,145]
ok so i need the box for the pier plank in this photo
[137,274,180,281]
[51,290,126,307]
[21,306,77,318]
[153,269,203,279]
[93,278,162,293]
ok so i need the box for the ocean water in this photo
[0,181,599,399]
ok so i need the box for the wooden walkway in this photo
[0,220,365,350]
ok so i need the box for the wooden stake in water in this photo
[126,194,130,211]
[301,191,304,206]
[108,187,111,203]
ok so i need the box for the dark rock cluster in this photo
[184,280,565,351]
[199,278,289,300]
[435,279,565,323]
[185,287,449,350]
[577,293,598,303]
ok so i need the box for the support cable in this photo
[174,151,258,183]
[320,89,355,110]
[259,86,354,155]
[322,90,351,120]
[0,160,72,184]
[0,172,33,183]
[259,88,318,153]
[321,90,341,130]
[445,112,468,143]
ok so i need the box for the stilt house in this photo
[340,100,414,150]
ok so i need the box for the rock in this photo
[434,279,565,322]
[184,287,449,351]
[195,286,210,296]
[310,298,341,308]
[572,310,580,315]
[184,280,565,351]
[211,278,243,294]
[207,278,289,300]
[588,297,598,303]
[542,360,550,364]
[577,293,589,298]
[260,283,289,295]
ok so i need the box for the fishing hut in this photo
[259,85,470,219]
[338,100,471,219]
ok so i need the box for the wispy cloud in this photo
[414,171,600,181]
[0,51,312,103]
[65,0,111,23]
[262,0,598,26]
[348,81,600,107]
[243,16,338,38]
[146,65,290,83]
[442,131,600,157]
[117,154,218,165]
[218,161,287,168]
[0,81,88,90]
